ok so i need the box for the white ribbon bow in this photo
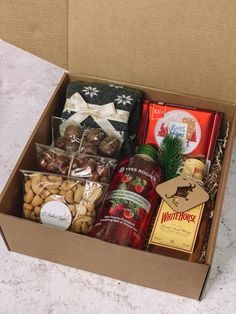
[61,92,129,139]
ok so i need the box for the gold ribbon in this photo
[61,92,129,139]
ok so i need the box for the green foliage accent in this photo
[119,183,127,190]
[127,202,140,220]
[157,134,183,180]
[110,198,126,207]
[131,177,147,187]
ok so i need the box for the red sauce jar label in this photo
[92,155,163,249]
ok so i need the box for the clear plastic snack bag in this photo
[69,153,117,183]
[52,116,83,153]
[36,143,71,176]
[21,171,108,234]
[79,128,123,158]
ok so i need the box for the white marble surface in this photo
[0,40,65,192]
[0,40,236,314]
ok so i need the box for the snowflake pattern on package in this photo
[61,81,144,157]
[82,86,100,98]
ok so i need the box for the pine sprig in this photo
[157,134,183,180]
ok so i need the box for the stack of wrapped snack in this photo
[21,80,144,236]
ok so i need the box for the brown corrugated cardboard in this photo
[0,0,68,68]
[68,0,236,103]
[1,1,236,103]
[0,0,236,299]
[205,116,236,264]
[0,73,235,299]
[0,213,209,300]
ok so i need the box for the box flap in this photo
[68,0,236,103]
[0,213,210,299]
[0,0,68,68]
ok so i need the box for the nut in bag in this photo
[21,171,108,234]
[52,116,83,153]
[36,143,71,176]
[79,128,123,158]
[69,153,117,183]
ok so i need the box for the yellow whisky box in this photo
[149,200,204,253]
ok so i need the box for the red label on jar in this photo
[92,156,163,249]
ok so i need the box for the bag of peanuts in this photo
[79,128,123,158]
[21,171,108,235]
[52,116,83,153]
[36,143,71,176]
[69,153,117,183]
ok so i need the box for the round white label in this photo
[40,201,72,230]
[155,110,201,154]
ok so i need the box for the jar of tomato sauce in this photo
[91,144,163,249]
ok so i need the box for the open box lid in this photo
[1,0,236,104]
[0,0,68,69]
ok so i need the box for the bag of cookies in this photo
[69,153,117,183]
[21,171,108,235]
[52,116,83,153]
[79,128,123,159]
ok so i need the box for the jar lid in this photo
[136,145,159,162]
[185,158,205,168]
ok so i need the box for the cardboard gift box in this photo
[0,0,236,300]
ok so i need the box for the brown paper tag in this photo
[156,175,209,212]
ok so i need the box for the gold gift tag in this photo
[156,175,209,213]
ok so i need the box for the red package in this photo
[137,100,149,145]
[138,101,221,171]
